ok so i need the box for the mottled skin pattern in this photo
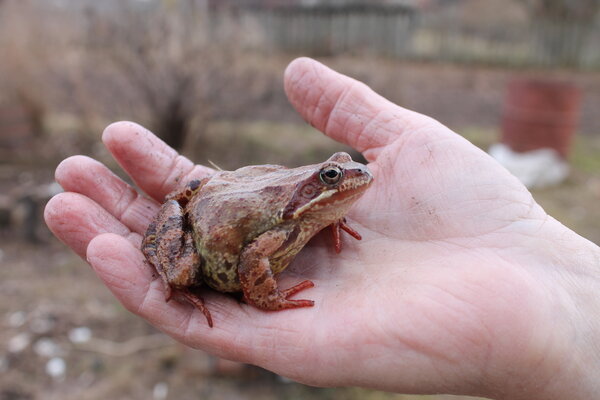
[142,152,373,327]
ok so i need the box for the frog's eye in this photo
[319,166,343,185]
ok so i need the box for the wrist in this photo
[550,232,600,399]
[498,221,600,400]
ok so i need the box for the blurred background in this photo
[0,0,599,399]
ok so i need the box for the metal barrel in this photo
[501,79,581,159]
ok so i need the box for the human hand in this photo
[44,58,600,399]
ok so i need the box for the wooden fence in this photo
[219,4,600,69]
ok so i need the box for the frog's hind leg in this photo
[238,229,315,311]
[142,199,213,327]
[141,217,174,301]
[166,178,209,206]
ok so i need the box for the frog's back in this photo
[187,165,309,291]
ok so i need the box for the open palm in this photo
[45,58,599,399]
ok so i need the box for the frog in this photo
[141,152,373,327]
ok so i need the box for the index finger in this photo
[102,121,213,202]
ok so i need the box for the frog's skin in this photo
[142,152,373,327]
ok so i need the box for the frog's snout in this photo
[359,165,373,183]
[339,164,373,194]
[354,163,373,180]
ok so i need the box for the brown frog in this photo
[142,152,373,327]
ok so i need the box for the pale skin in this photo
[44,57,600,399]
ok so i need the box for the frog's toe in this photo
[180,290,214,328]
[280,298,315,308]
[281,280,314,299]
[274,280,315,310]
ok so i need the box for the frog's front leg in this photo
[142,198,213,327]
[330,217,362,253]
[238,229,314,311]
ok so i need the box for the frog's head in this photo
[283,152,373,221]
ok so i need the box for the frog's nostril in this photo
[358,166,370,176]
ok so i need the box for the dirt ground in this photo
[1,57,599,400]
